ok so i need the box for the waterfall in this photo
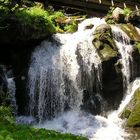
[28,18,105,123]
[111,25,134,89]
[24,17,139,140]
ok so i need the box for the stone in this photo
[112,7,125,23]
[120,88,140,127]
[126,10,140,24]
[92,24,123,112]
[93,24,118,61]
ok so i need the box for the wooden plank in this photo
[50,0,140,13]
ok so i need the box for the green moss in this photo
[0,106,88,140]
[93,25,118,61]
[135,42,140,54]
[125,88,140,127]
[100,44,117,61]
[15,6,56,33]
[121,109,131,119]
[120,24,140,42]
[105,6,115,24]
[123,8,132,17]
[127,102,140,127]
[0,0,78,43]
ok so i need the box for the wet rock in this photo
[120,88,140,127]
[84,24,94,30]
[93,24,118,61]
[102,57,123,111]
[112,7,125,23]
[126,10,140,25]
[0,16,55,45]
[81,90,101,115]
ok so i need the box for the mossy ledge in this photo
[92,24,118,62]
[0,106,88,140]
[0,0,78,44]
[120,88,140,127]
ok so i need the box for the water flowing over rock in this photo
[28,18,105,122]
[111,25,134,89]
[0,65,17,115]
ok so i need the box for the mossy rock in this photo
[0,5,56,44]
[135,42,140,54]
[0,0,78,44]
[120,24,140,42]
[126,10,140,24]
[119,24,140,55]
[121,88,140,127]
[92,24,118,61]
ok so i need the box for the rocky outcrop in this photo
[0,7,56,45]
[121,88,140,127]
[93,24,118,61]
[112,7,125,23]
[126,10,140,25]
[92,24,123,111]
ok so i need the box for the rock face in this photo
[93,24,118,61]
[112,7,125,23]
[0,13,56,45]
[92,24,123,111]
[121,88,140,127]
[127,10,140,25]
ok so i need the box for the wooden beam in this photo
[50,0,140,13]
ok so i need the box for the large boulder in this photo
[126,10,140,25]
[112,7,125,23]
[93,24,118,61]
[92,24,123,111]
[120,88,140,127]
[0,7,56,45]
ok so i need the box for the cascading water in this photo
[7,77,17,115]
[111,25,134,89]
[25,17,139,140]
[28,18,105,123]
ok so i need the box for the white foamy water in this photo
[35,78,140,140]
[111,25,134,89]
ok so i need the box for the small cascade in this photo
[111,25,134,89]
[28,18,105,122]
[7,78,17,115]
[0,65,17,115]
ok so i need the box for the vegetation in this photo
[0,106,88,140]
[136,42,140,54]
[123,7,132,17]
[105,7,132,24]
[105,6,115,24]
[0,0,78,43]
